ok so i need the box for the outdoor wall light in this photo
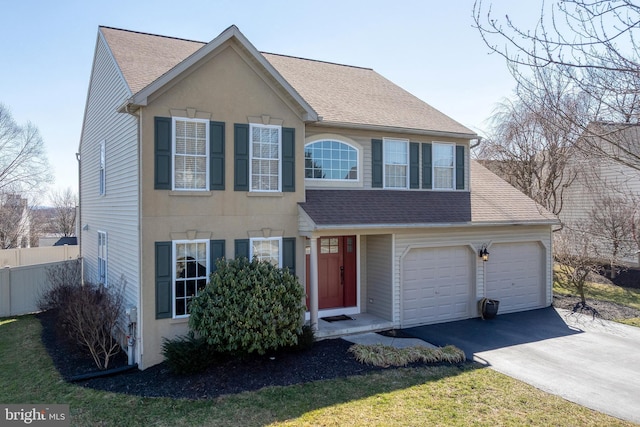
[479,245,490,262]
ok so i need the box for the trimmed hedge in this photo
[189,257,305,355]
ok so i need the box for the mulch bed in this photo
[552,294,640,320]
[37,311,386,400]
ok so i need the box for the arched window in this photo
[304,140,358,180]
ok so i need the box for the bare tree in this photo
[473,0,640,171]
[0,193,31,249]
[0,103,52,193]
[475,87,580,216]
[586,193,636,277]
[554,225,601,310]
[49,188,77,237]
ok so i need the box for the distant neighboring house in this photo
[0,193,30,249]
[559,122,640,266]
[39,236,78,247]
[78,25,558,369]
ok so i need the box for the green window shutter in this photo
[154,117,172,190]
[210,239,225,273]
[409,142,420,189]
[282,237,296,274]
[235,239,250,259]
[372,139,383,188]
[209,121,225,190]
[282,127,295,192]
[155,241,172,319]
[234,124,249,191]
[422,143,432,189]
[456,145,465,190]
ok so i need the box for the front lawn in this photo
[0,315,634,426]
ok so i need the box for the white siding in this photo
[79,32,140,309]
[394,225,553,324]
[365,234,393,320]
[560,151,640,266]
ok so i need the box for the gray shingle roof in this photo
[100,26,474,136]
[300,190,471,226]
[470,161,557,224]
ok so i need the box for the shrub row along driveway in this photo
[407,307,640,424]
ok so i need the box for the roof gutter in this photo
[306,219,558,231]
[311,120,477,140]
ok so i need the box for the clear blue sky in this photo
[0,0,530,200]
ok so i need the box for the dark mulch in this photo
[552,294,640,320]
[37,311,387,400]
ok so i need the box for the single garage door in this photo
[485,242,544,313]
[402,246,474,327]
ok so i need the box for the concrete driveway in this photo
[406,307,640,424]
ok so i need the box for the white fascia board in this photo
[313,120,477,140]
[306,219,558,232]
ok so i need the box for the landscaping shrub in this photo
[162,332,214,374]
[39,264,126,370]
[37,259,82,312]
[189,257,305,355]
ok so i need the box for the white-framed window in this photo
[173,117,209,191]
[383,138,409,189]
[98,231,107,285]
[433,143,455,190]
[173,240,209,318]
[250,124,281,192]
[99,140,106,195]
[304,140,358,180]
[250,237,282,267]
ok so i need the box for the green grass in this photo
[1,315,635,426]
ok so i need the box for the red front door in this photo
[306,236,357,309]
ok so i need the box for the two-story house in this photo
[79,25,557,369]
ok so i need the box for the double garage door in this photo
[402,242,544,327]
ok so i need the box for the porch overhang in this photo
[298,189,472,234]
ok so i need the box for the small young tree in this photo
[189,257,305,355]
[554,224,601,310]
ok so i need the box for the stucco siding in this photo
[79,33,140,311]
[138,42,308,368]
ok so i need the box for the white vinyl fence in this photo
[0,260,76,317]
[0,245,79,268]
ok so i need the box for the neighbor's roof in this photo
[298,161,557,228]
[99,26,475,137]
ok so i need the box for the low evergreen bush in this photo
[189,257,305,355]
[162,333,213,374]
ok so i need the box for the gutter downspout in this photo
[76,151,83,285]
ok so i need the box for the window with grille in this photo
[173,240,209,317]
[250,124,281,191]
[98,231,107,285]
[304,140,358,180]
[250,237,282,267]
[433,143,454,189]
[173,118,209,190]
[99,141,106,195]
[383,138,408,188]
